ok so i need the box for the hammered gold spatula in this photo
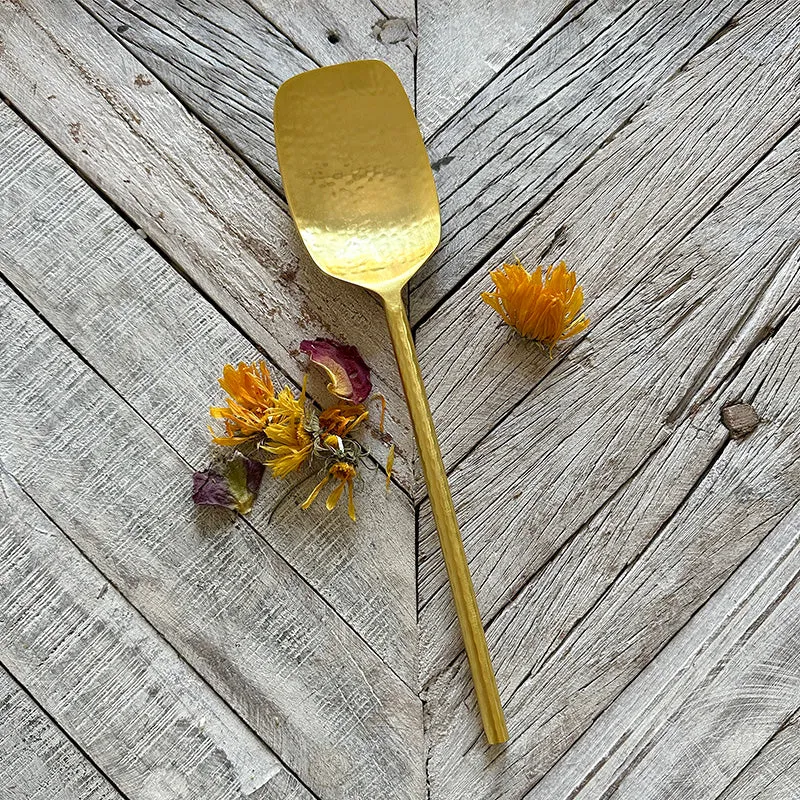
[274,60,508,744]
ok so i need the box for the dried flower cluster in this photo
[193,339,392,521]
[481,258,589,349]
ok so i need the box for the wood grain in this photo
[0,0,416,489]
[417,0,800,475]
[0,281,424,800]
[0,469,315,800]
[416,0,800,680]
[0,666,124,800]
[424,245,800,798]
[416,0,585,136]
[411,0,748,322]
[3,0,800,792]
[718,714,800,800]
[77,0,415,193]
[0,100,417,688]
[527,501,800,800]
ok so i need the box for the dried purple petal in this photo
[299,338,372,403]
[192,455,265,514]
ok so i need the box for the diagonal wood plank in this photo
[0,665,125,800]
[0,0,416,490]
[0,282,424,800]
[526,501,800,799]
[0,100,417,687]
[0,469,314,800]
[424,251,800,798]
[411,0,746,322]
[417,0,800,476]
[416,0,590,136]
[717,714,800,800]
[76,0,415,193]
[416,0,800,677]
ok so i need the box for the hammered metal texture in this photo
[274,60,440,294]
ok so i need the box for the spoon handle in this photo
[382,291,508,745]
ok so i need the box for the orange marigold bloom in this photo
[481,259,589,349]
[301,461,358,521]
[210,361,276,445]
[318,402,368,437]
[260,385,313,478]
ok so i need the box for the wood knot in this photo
[372,18,416,46]
[721,402,760,440]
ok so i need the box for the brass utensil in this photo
[274,60,508,745]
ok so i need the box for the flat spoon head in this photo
[274,60,440,296]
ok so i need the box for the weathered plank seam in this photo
[506,341,800,792]
[0,654,134,800]
[589,560,800,800]
[713,713,800,800]
[419,155,799,503]
[517,500,800,799]
[679,115,800,245]
[412,0,755,332]
[74,0,299,198]
[665,239,800,424]
[425,296,800,774]
[533,511,800,800]
[0,273,415,697]
[0,463,325,800]
[412,337,582,510]
[434,0,646,206]
[424,0,602,145]
[419,428,673,688]
[365,0,394,23]
[413,0,418,110]
[237,0,322,66]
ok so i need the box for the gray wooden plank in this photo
[422,228,800,797]
[0,0,416,490]
[77,0,415,193]
[417,0,800,476]
[0,100,417,688]
[411,0,747,322]
[416,0,589,136]
[0,666,124,800]
[526,502,800,800]
[717,715,800,800]
[415,0,800,678]
[0,470,314,800]
[0,281,424,799]
[242,0,416,98]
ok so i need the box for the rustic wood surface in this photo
[1,0,798,798]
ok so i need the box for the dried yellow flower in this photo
[302,460,358,521]
[481,259,589,349]
[205,344,391,521]
[260,384,313,478]
[318,402,368,437]
[209,361,276,445]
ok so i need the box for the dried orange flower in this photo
[481,258,589,349]
[260,385,314,478]
[204,343,391,521]
[302,461,358,521]
[318,402,368,437]
[210,361,276,445]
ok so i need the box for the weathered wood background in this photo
[1,0,799,798]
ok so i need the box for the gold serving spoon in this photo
[274,60,508,745]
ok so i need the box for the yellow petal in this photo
[301,474,330,509]
[326,480,346,511]
[346,479,356,522]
